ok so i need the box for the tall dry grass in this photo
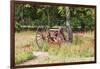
[15,31,95,64]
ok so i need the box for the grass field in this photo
[15,31,95,65]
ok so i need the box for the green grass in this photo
[15,50,33,64]
[15,31,95,64]
[15,31,35,64]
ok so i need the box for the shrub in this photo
[73,35,83,45]
[15,22,22,32]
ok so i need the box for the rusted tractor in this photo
[36,26,68,49]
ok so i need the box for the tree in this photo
[65,7,73,42]
[70,7,95,31]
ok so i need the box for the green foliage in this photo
[80,48,94,57]
[15,50,33,64]
[73,35,83,45]
[15,4,95,32]
[15,22,21,32]
[41,42,49,51]
[70,7,95,31]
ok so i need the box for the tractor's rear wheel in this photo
[36,26,48,50]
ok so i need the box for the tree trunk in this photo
[65,7,73,42]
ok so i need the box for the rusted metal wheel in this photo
[36,26,48,50]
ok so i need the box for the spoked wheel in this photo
[36,26,48,50]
